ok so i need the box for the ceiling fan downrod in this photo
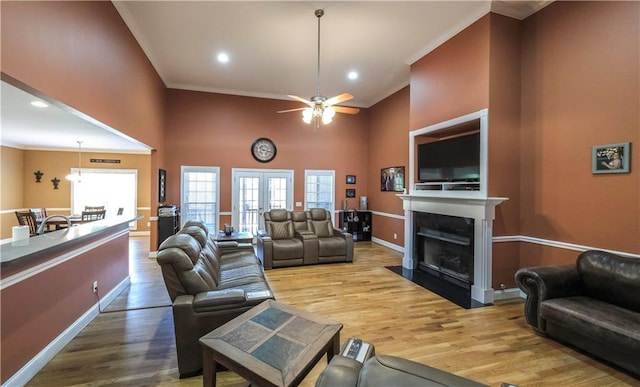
[315,9,324,100]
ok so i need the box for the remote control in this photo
[346,338,362,358]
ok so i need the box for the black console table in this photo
[338,210,372,242]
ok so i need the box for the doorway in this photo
[70,168,137,229]
[231,169,293,234]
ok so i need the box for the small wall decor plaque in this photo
[51,177,60,189]
[592,142,630,174]
[34,170,44,182]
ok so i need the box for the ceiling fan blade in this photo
[333,106,360,115]
[287,95,313,106]
[277,108,307,113]
[325,93,353,106]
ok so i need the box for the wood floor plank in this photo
[26,237,638,386]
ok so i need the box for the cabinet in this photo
[158,205,179,248]
[338,210,372,242]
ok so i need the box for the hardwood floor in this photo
[27,237,637,386]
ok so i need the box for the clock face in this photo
[251,137,277,163]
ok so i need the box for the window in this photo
[180,166,220,232]
[305,170,335,216]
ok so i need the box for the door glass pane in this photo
[182,168,218,231]
[267,177,287,210]
[238,176,259,233]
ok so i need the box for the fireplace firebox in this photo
[414,212,474,288]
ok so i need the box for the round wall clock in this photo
[251,137,277,163]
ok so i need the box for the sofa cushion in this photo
[540,296,640,354]
[312,220,334,238]
[268,220,294,239]
[577,250,640,313]
[291,211,309,231]
[272,238,304,260]
[318,237,346,257]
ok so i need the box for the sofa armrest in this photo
[315,355,363,387]
[333,228,354,262]
[515,264,582,333]
[256,234,273,269]
[192,289,248,312]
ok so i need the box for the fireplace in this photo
[399,194,507,304]
[414,212,474,288]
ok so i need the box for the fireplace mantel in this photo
[399,194,508,304]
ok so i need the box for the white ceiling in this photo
[1,1,550,152]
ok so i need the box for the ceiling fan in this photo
[278,9,360,131]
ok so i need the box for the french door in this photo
[231,169,293,234]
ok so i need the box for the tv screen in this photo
[418,133,480,182]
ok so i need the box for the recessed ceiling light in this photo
[217,52,229,63]
[31,101,48,108]
[348,71,358,80]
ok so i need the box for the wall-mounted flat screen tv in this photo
[418,133,480,182]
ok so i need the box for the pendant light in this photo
[66,141,83,182]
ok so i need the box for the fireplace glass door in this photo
[413,212,474,287]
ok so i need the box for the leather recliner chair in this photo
[316,342,487,387]
[306,208,354,264]
[257,209,318,269]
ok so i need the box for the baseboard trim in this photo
[5,277,130,386]
[493,287,525,301]
[371,237,403,253]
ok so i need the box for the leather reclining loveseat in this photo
[257,208,353,269]
[157,220,274,378]
[515,250,640,376]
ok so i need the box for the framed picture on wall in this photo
[346,175,356,184]
[592,142,630,174]
[381,166,405,192]
[159,169,167,203]
[346,189,356,198]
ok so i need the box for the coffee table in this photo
[213,231,253,243]
[200,300,342,387]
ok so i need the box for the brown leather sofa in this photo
[157,220,274,378]
[315,340,487,387]
[256,208,353,269]
[515,250,640,376]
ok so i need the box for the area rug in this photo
[385,266,487,309]
[102,281,171,312]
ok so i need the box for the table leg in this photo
[327,333,340,363]
[202,348,217,387]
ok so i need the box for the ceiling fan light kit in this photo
[278,9,359,132]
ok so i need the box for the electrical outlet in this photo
[93,281,98,293]
[393,233,397,240]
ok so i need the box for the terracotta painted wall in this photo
[1,1,167,247]
[1,147,25,238]
[487,14,522,287]
[410,15,490,131]
[367,87,410,246]
[520,1,640,260]
[163,89,370,218]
